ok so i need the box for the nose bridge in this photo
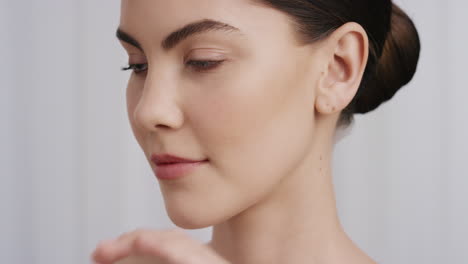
[133,67,183,131]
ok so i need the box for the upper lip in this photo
[150,153,207,165]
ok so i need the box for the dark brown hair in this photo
[256,0,421,127]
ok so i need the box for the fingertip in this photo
[132,233,156,253]
[92,239,117,262]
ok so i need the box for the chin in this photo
[164,199,241,229]
[166,208,220,229]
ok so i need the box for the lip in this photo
[150,153,208,180]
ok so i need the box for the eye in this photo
[121,63,148,74]
[185,60,225,72]
[121,60,225,74]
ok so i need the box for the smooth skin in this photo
[92,0,376,263]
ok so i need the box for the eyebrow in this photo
[116,19,242,52]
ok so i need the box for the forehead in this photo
[119,0,297,46]
[120,0,261,23]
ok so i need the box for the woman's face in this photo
[119,0,325,228]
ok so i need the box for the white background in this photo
[1,0,467,263]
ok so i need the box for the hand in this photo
[91,228,229,264]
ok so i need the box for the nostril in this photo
[155,124,171,129]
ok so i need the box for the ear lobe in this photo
[315,22,369,115]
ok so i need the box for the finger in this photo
[92,229,169,264]
[130,229,222,264]
[111,228,197,263]
[94,228,223,264]
[92,228,153,264]
[92,239,132,264]
[131,229,186,261]
[114,255,164,264]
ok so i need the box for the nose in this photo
[132,70,184,132]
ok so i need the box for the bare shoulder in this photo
[114,255,164,264]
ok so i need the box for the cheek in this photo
[189,59,315,196]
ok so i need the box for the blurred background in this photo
[1,0,467,263]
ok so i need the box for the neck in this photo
[208,124,375,264]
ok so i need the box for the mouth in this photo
[150,153,208,165]
[150,153,209,180]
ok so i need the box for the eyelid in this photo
[126,53,147,65]
[184,49,227,62]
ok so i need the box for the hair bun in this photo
[354,3,421,114]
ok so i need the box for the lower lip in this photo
[153,160,207,180]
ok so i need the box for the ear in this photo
[315,22,369,115]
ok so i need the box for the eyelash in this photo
[121,60,225,74]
